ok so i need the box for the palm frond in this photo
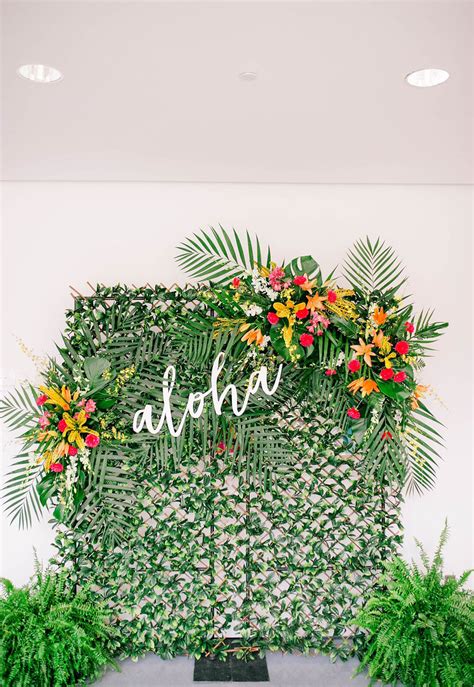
[2,452,43,528]
[343,237,406,297]
[176,225,272,283]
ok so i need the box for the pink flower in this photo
[38,413,50,429]
[267,312,279,325]
[307,312,330,335]
[348,359,361,373]
[36,394,48,406]
[347,407,361,420]
[68,445,78,456]
[293,275,306,286]
[84,399,96,413]
[395,340,410,355]
[77,399,85,407]
[327,290,337,303]
[405,321,415,334]
[393,371,407,383]
[85,434,100,448]
[325,369,337,376]
[300,333,314,348]
[295,308,309,320]
[50,463,64,473]
[268,266,286,291]
[58,419,67,433]
[231,277,241,289]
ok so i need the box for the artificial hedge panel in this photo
[51,286,402,660]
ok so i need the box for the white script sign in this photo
[132,352,283,438]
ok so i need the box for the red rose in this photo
[50,463,64,473]
[405,321,415,334]
[85,434,100,448]
[380,368,394,381]
[36,394,48,406]
[299,333,314,348]
[295,308,309,320]
[57,419,67,433]
[68,445,78,457]
[381,431,393,440]
[348,359,361,373]
[327,290,337,303]
[347,407,361,420]
[267,312,279,325]
[325,369,337,376]
[395,340,409,355]
[393,371,407,383]
[231,277,240,288]
[293,275,306,286]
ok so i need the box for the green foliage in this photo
[176,224,272,283]
[0,560,117,687]
[343,236,407,298]
[355,522,474,686]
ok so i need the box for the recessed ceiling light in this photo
[17,64,63,84]
[405,68,449,88]
[239,71,257,81]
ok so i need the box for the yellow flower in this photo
[381,352,397,369]
[273,300,306,320]
[282,324,293,348]
[39,385,79,411]
[37,440,69,471]
[351,338,375,367]
[62,410,98,450]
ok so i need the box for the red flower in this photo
[325,369,337,376]
[347,407,361,420]
[85,434,100,448]
[380,368,394,381]
[36,394,48,406]
[231,277,240,288]
[295,307,309,320]
[348,359,361,373]
[50,463,64,473]
[395,340,410,355]
[57,419,67,433]
[68,445,78,456]
[267,312,279,325]
[381,431,393,440]
[405,321,415,334]
[299,333,314,347]
[393,371,407,383]
[327,290,337,303]
[293,275,306,286]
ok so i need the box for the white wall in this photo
[1,181,472,586]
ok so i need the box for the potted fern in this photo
[0,558,117,686]
[355,522,474,686]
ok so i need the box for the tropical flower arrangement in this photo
[177,230,448,493]
[1,355,135,522]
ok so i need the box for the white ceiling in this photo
[2,1,473,183]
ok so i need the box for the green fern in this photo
[0,561,117,686]
[355,522,474,686]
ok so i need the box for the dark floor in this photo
[97,652,381,686]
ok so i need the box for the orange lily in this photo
[411,384,429,410]
[372,330,384,348]
[306,293,327,312]
[241,327,265,347]
[299,276,317,293]
[39,385,79,411]
[351,338,375,367]
[373,306,388,326]
[361,379,379,396]
[348,377,365,394]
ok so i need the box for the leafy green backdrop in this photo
[50,285,402,659]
